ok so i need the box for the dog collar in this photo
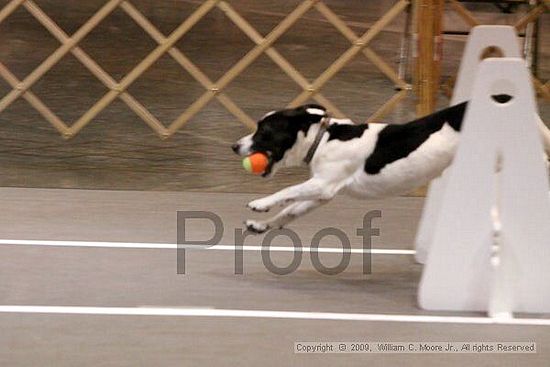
[303,116,330,165]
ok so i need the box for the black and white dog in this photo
[232,102,550,233]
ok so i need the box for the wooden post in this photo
[414,0,444,116]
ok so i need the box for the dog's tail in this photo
[536,114,550,158]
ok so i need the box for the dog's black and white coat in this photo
[232,102,550,233]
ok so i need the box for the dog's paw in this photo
[246,199,272,212]
[245,220,271,234]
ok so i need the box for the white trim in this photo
[0,305,548,325]
[0,239,415,255]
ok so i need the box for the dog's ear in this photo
[283,104,326,119]
[302,104,327,119]
[302,104,326,112]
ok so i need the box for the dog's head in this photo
[232,104,326,177]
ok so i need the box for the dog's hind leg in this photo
[245,199,326,234]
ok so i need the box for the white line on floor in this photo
[0,239,415,255]
[0,305,548,326]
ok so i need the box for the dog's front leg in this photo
[246,178,339,212]
[245,199,326,233]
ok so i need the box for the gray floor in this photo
[0,188,549,366]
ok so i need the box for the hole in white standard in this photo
[489,79,516,105]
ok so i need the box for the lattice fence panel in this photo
[0,0,411,139]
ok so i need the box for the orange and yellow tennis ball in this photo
[242,152,269,174]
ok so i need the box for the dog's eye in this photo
[259,130,273,140]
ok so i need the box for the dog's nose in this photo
[231,143,240,154]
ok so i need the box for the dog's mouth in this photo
[262,158,275,178]
[257,151,274,178]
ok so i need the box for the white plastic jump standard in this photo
[415,26,523,264]
[418,58,550,315]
